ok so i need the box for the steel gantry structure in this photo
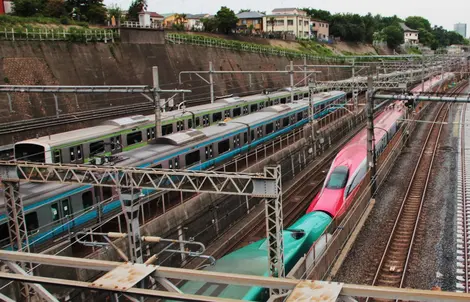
[0,161,285,298]
[0,250,469,302]
[0,67,191,138]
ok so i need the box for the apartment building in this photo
[262,8,311,39]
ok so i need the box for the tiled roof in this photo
[400,23,419,32]
[236,11,265,19]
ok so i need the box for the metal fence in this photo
[0,28,117,43]
[165,33,348,63]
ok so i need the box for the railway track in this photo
[0,101,156,135]
[457,102,470,292]
[367,84,467,298]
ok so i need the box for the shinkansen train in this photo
[0,92,347,249]
[13,89,345,165]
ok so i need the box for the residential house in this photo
[162,13,177,28]
[448,44,465,54]
[310,19,329,41]
[236,11,264,33]
[186,14,209,31]
[263,8,311,39]
[149,12,164,27]
[400,23,419,44]
[0,0,12,14]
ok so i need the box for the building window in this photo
[304,21,309,26]
[242,19,247,25]
[299,20,302,25]
[275,20,284,26]
[287,19,293,26]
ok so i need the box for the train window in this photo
[62,199,71,217]
[303,110,308,118]
[82,191,93,210]
[102,187,113,201]
[280,97,287,104]
[127,131,143,146]
[304,93,309,98]
[25,212,39,232]
[244,132,248,143]
[274,99,279,105]
[259,102,264,109]
[233,107,241,117]
[162,124,173,135]
[185,150,200,166]
[147,127,156,140]
[294,95,298,101]
[251,129,255,141]
[53,150,61,163]
[69,148,75,161]
[203,114,210,127]
[347,164,367,197]
[195,117,201,127]
[243,106,249,114]
[174,157,179,169]
[205,145,213,159]
[290,115,295,124]
[283,117,290,127]
[90,141,105,156]
[218,139,230,154]
[188,118,193,129]
[224,110,230,118]
[268,100,273,106]
[51,203,60,221]
[266,123,274,134]
[234,135,241,148]
[250,104,258,112]
[0,223,8,242]
[77,145,82,159]
[212,112,222,123]
[297,112,303,121]
[326,166,349,189]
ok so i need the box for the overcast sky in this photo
[104,0,469,33]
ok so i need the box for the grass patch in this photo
[0,15,89,30]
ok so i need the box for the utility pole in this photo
[366,74,376,193]
[153,66,162,138]
[209,61,215,104]
[289,61,294,102]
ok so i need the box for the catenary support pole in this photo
[366,76,376,193]
[153,66,162,138]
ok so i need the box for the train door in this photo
[68,145,84,164]
[168,157,180,169]
[110,136,122,153]
[259,102,264,110]
[147,127,156,141]
[205,145,213,160]
[243,106,249,115]
[234,134,241,149]
[176,121,184,132]
[275,120,281,131]
[202,114,210,127]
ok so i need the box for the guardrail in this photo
[165,33,349,63]
[121,21,162,30]
[0,28,118,43]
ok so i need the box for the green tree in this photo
[405,16,431,32]
[66,0,107,23]
[269,16,275,32]
[302,8,332,22]
[12,0,44,17]
[215,6,238,34]
[238,9,251,13]
[43,0,66,18]
[107,4,122,20]
[201,17,219,32]
[382,25,404,49]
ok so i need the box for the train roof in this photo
[106,101,308,167]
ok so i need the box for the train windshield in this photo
[14,143,45,162]
[325,166,349,189]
